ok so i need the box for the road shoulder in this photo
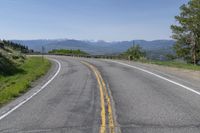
[0,58,58,119]
[109,59,200,88]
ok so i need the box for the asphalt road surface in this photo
[0,55,200,133]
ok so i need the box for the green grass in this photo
[48,49,88,55]
[139,59,200,71]
[0,56,51,106]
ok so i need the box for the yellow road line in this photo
[81,61,116,133]
[81,61,106,133]
[97,70,115,133]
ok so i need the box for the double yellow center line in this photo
[81,61,115,133]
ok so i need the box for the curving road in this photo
[0,55,200,133]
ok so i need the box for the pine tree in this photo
[171,0,200,64]
[124,44,145,60]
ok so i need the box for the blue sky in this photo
[0,0,189,41]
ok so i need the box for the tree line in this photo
[0,40,32,53]
[48,49,89,56]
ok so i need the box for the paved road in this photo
[0,55,200,133]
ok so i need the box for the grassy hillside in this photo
[0,41,26,76]
[0,40,51,106]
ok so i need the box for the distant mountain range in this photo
[12,39,175,59]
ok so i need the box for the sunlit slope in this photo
[0,40,27,75]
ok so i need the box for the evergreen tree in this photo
[171,0,200,64]
[124,44,146,60]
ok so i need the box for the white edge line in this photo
[108,60,200,96]
[0,59,61,121]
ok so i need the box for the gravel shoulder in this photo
[116,60,200,89]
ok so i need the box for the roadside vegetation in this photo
[119,0,200,70]
[0,40,51,106]
[48,49,89,56]
[119,44,200,71]
[140,60,200,71]
[171,0,200,65]
[119,45,200,70]
[120,44,146,60]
